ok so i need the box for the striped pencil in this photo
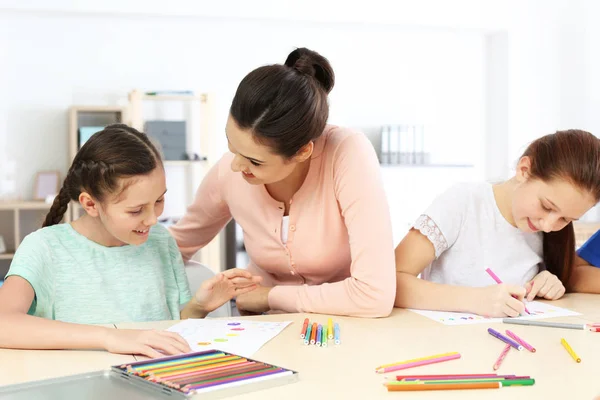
[493,344,511,370]
[506,330,536,352]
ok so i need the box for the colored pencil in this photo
[327,318,334,339]
[485,268,530,314]
[310,323,317,344]
[151,360,255,381]
[143,355,243,374]
[387,382,501,391]
[169,363,269,386]
[300,318,309,339]
[304,323,313,345]
[393,373,512,381]
[185,367,286,390]
[376,352,460,370]
[334,323,341,345]
[120,350,295,396]
[493,344,511,370]
[166,362,260,384]
[376,354,461,373]
[503,319,586,330]
[129,352,228,372]
[506,330,536,352]
[561,338,581,363]
[322,325,328,347]
[150,359,249,378]
[387,378,535,386]
[400,375,529,382]
[174,364,275,386]
[488,328,523,351]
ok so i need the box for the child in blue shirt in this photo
[571,230,600,293]
[0,124,261,358]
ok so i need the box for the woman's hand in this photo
[194,269,262,314]
[235,286,272,315]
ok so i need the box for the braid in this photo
[42,177,73,227]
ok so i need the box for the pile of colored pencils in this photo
[121,350,292,394]
[384,374,535,391]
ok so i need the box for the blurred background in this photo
[1,0,600,280]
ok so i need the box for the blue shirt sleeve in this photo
[577,230,600,267]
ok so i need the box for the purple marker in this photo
[488,328,523,351]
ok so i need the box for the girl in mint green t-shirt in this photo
[0,124,261,358]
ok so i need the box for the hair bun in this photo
[284,48,335,94]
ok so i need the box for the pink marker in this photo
[485,268,531,315]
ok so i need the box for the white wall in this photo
[5,0,600,229]
[0,9,486,224]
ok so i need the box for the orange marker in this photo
[310,323,317,344]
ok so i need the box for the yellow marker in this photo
[327,318,334,340]
[561,338,581,363]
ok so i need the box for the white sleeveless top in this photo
[414,182,543,286]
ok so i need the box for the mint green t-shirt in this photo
[5,223,192,324]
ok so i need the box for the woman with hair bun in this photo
[170,48,396,318]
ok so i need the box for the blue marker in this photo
[334,323,341,345]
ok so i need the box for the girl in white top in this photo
[395,130,600,317]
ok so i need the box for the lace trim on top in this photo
[413,214,449,259]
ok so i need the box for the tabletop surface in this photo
[2,295,599,399]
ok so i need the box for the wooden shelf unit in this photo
[0,201,71,262]
[128,90,223,273]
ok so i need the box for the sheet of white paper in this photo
[409,301,581,326]
[167,319,292,357]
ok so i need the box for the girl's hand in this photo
[103,329,190,358]
[194,269,262,314]
[473,284,527,317]
[525,271,566,301]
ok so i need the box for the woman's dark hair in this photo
[42,124,162,227]
[521,129,600,284]
[229,47,335,158]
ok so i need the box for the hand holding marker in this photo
[485,268,530,315]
